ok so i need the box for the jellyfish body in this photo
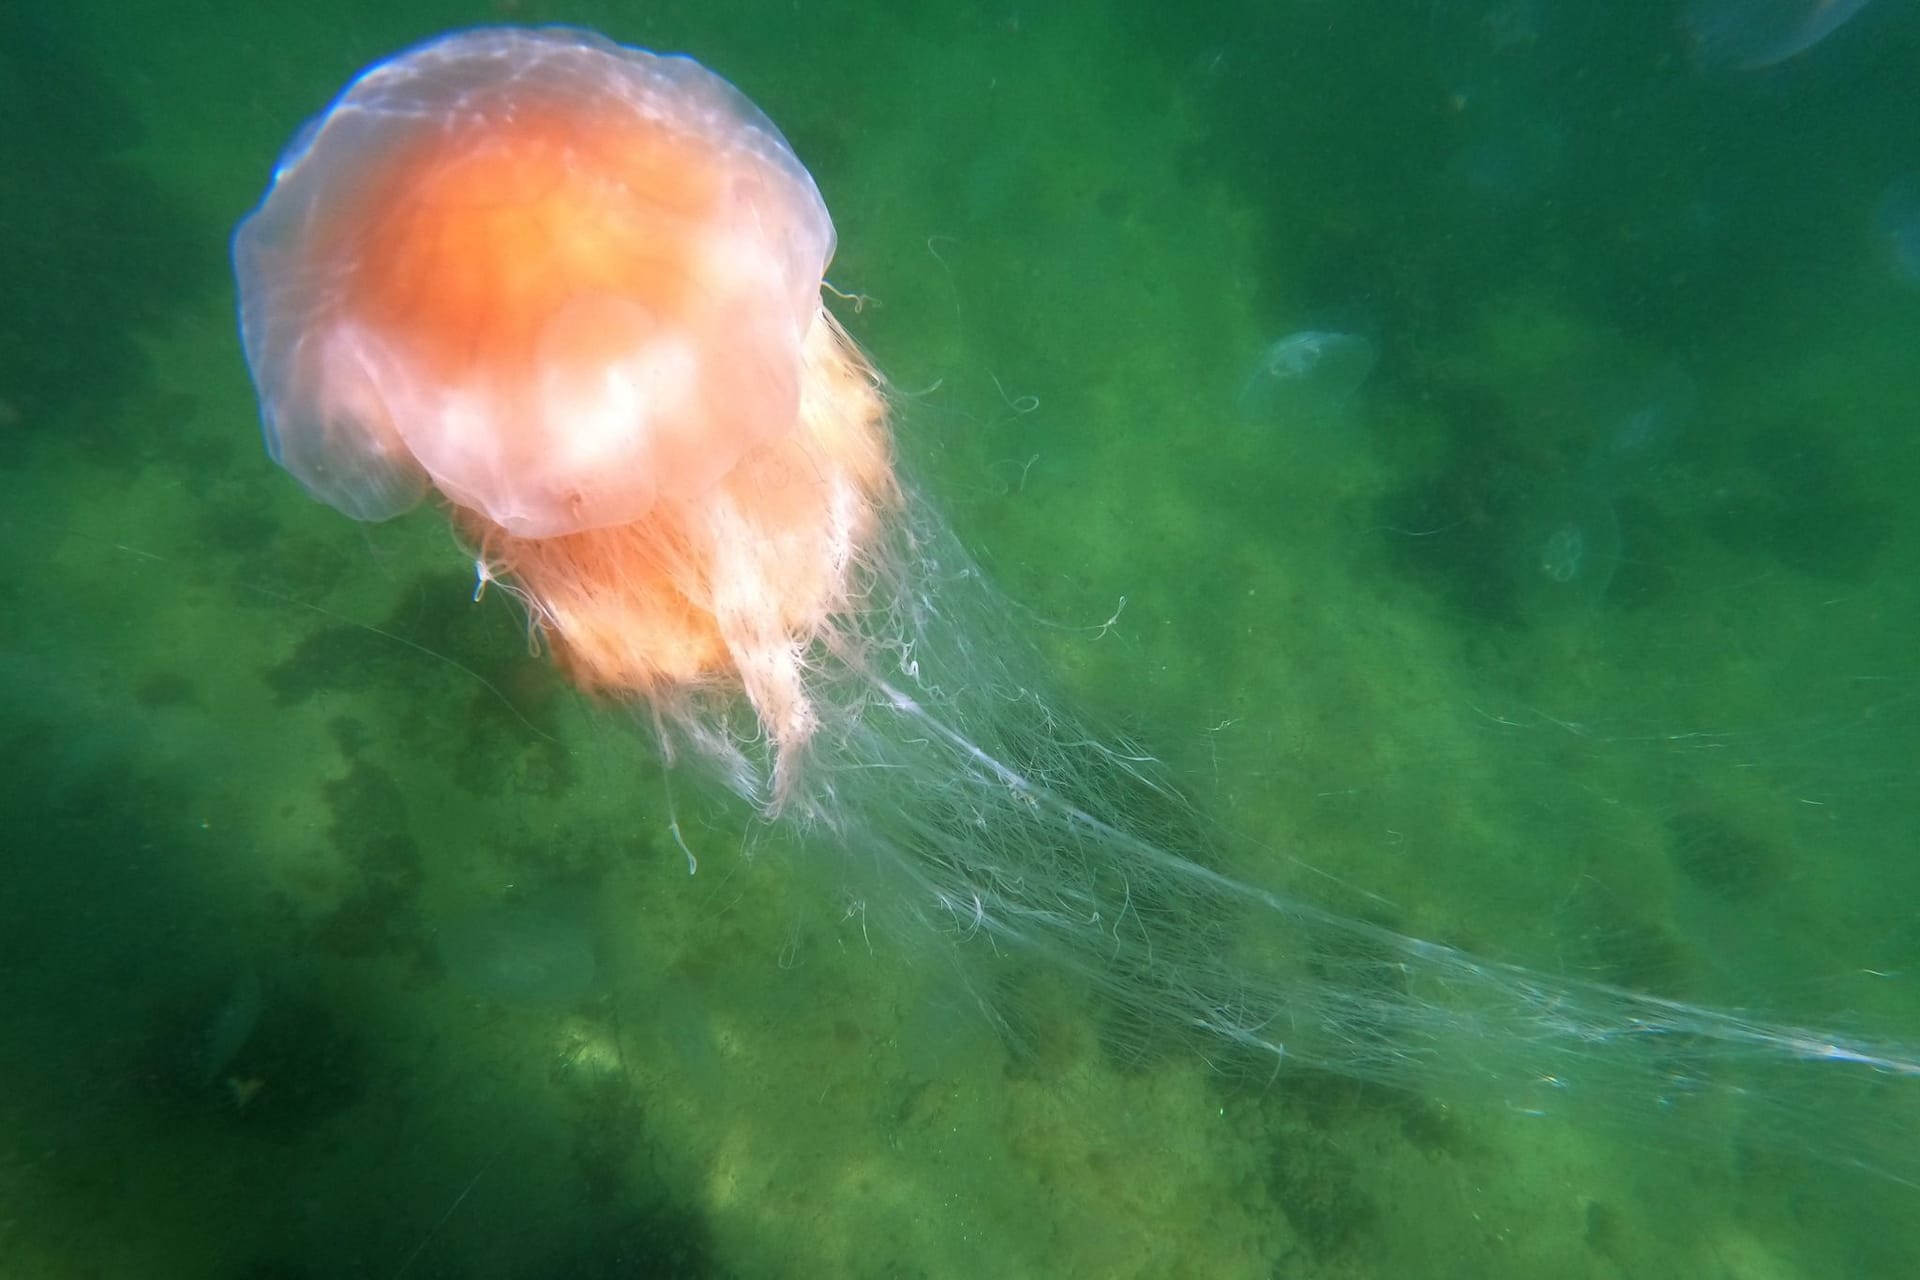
[1683,0,1875,69]
[233,27,895,801]
[1236,330,1376,429]
[1876,177,1920,286]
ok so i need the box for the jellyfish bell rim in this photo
[232,24,842,534]
[259,25,833,260]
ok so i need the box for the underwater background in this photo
[4,0,1920,1275]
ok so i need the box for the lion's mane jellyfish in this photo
[235,25,1920,1190]
[233,26,893,803]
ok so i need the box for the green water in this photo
[4,1,1919,1275]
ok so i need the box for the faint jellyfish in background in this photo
[197,967,264,1088]
[1592,364,1698,476]
[1474,0,1544,55]
[1517,478,1624,624]
[1448,116,1567,202]
[1874,178,1920,286]
[436,888,602,1011]
[1516,365,1696,625]
[1539,521,1589,584]
[1237,330,1377,429]
[1425,1,1569,220]
[1425,0,1548,72]
[1684,0,1876,70]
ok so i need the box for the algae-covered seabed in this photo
[4,1,1919,1276]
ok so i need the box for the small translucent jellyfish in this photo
[1539,521,1587,583]
[1594,365,1697,476]
[1875,178,1920,286]
[436,890,600,1010]
[1684,0,1876,70]
[1518,480,1621,623]
[1236,330,1376,427]
[1449,120,1566,201]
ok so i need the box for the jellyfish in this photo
[1684,0,1876,70]
[1514,366,1693,624]
[233,26,1919,1185]
[1236,330,1376,429]
[232,26,889,807]
[1516,478,1622,622]
[436,889,601,1011]
[1875,177,1920,286]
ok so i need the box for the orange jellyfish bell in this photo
[234,26,897,804]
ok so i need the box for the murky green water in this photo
[4,2,1918,1275]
